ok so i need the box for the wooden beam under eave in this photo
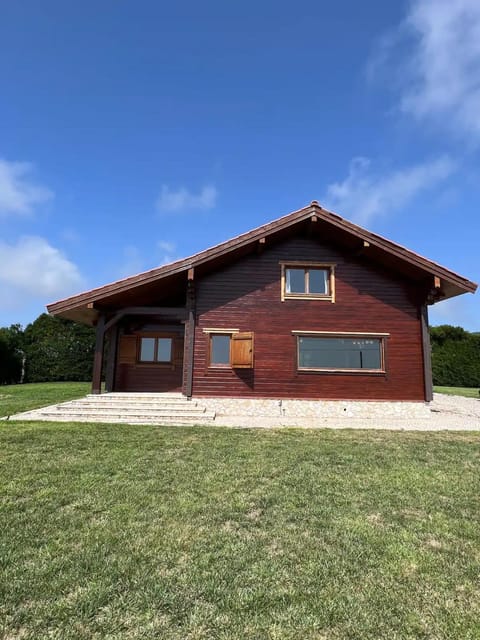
[434,276,441,289]
[256,237,266,255]
[354,240,371,257]
[187,268,195,281]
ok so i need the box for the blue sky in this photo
[0,0,478,329]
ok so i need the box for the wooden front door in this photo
[115,331,184,392]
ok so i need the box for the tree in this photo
[23,314,95,382]
[0,325,24,384]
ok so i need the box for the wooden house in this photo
[47,202,477,404]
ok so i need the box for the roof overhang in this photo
[47,202,477,325]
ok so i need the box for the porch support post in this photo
[91,314,105,395]
[183,272,196,398]
[104,324,119,393]
[420,304,433,402]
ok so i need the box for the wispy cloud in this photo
[117,245,144,278]
[0,236,84,309]
[116,241,181,278]
[324,155,456,225]
[156,185,217,214]
[157,240,180,265]
[369,0,480,140]
[0,158,53,218]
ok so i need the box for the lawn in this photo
[1,421,479,639]
[434,386,479,398]
[0,381,90,417]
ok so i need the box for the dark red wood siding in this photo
[192,235,426,401]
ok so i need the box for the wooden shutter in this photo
[231,332,254,368]
[118,335,137,364]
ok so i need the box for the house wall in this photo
[192,235,426,401]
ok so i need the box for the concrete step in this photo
[61,401,202,411]
[48,407,212,417]
[10,413,215,425]
[88,393,186,399]
[7,393,216,426]
[39,411,215,423]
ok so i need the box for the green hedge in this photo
[430,325,480,388]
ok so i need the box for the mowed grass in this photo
[434,385,479,398]
[0,381,90,416]
[1,422,479,639]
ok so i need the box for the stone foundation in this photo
[194,396,431,428]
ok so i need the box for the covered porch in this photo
[92,302,195,396]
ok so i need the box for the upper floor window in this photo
[280,262,335,302]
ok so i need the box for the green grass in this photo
[0,381,90,417]
[434,386,479,398]
[1,422,479,639]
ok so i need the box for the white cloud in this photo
[324,155,456,225]
[156,185,217,214]
[0,236,84,309]
[370,0,480,140]
[157,240,179,265]
[0,158,53,217]
[157,240,176,254]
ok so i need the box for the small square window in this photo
[281,263,334,301]
[138,336,173,364]
[204,330,255,369]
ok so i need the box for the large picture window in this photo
[295,333,387,372]
[280,262,335,302]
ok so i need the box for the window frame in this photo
[280,262,336,302]
[292,330,388,374]
[136,334,174,365]
[202,328,239,369]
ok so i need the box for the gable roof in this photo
[47,201,477,324]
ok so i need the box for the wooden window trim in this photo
[136,334,175,366]
[280,262,336,302]
[294,332,387,374]
[202,328,240,334]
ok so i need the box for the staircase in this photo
[8,393,216,426]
